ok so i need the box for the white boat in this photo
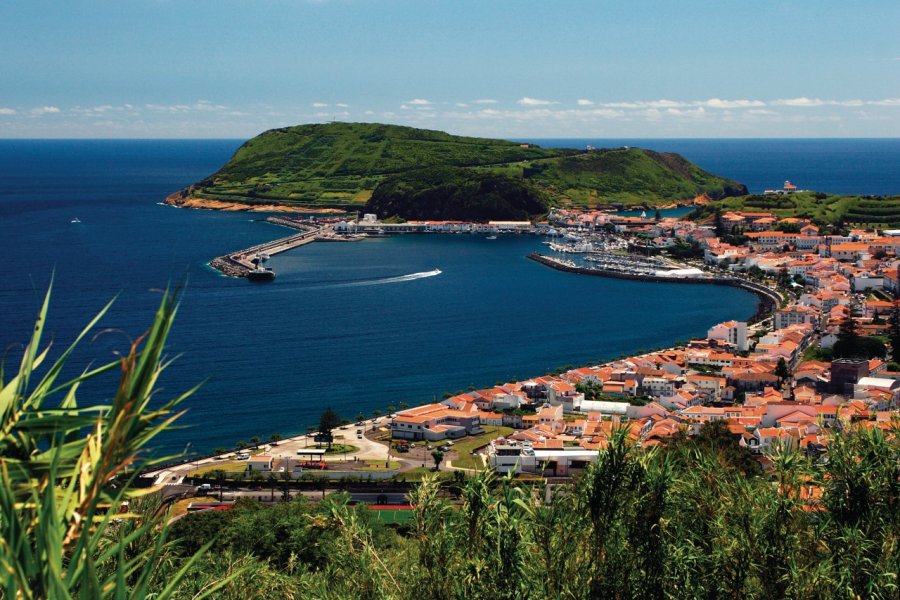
[486,235,498,240]
[71,218,81,224]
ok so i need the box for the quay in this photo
[209,217,364,278]
[528,252,782,322]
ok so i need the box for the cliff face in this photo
[365,168,549,221]
[174,122,748,218]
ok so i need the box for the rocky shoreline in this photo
[164,190,346,214]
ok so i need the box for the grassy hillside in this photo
[179,122,746,214]
[689,191,900,228]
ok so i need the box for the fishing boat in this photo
[486,235,498,240]
[71,217,81,224]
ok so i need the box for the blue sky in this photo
[1,0,898,138]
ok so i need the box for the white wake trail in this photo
[341,269,442,287]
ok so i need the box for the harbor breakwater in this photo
[528,253,781,323]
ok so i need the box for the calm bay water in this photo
[1,138,897,454]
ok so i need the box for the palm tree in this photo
[269,433,282,444]
[208,468,227,501]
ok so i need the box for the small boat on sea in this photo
[247,253,276,282]
[71,218,81,223]
[486,235,498,240]
[248,267,275,282]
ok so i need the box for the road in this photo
[144,415,396,485]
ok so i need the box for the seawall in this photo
[527,253,780,323]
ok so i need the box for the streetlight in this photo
[183,442,192,478]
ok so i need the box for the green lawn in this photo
[357,460,402,471]
[324,444,359,455]
[367,508,415,525]
[449,426,514,470]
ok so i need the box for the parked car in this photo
[237,453,250,460]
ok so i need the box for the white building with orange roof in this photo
[390,402,483,441]
[707,320,749,351]
[750,427,799,454]
[547,380,584,413]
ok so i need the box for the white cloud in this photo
[0,108,17,115]
[703,98,766,109]
[455,102,469,108]
[30,106,60,115]
[312,102,329,108]
[773,97,825,107]
[518,97,557,106]
[869,98,900,106]
[335,102,349,108]
[405,98,432,105]
[576,99,594,106]
[601,99,689,109]
[364,110,375,115]
[473,99,498,104]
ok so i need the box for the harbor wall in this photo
[527,253,780,323]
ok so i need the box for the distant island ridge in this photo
[165,122,748,220]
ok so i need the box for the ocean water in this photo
[534,138,900,196]
[1,138,896,454]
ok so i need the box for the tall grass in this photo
[0,286,235,599]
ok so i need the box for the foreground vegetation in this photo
[2,292,897,599]
[179,122,746,216]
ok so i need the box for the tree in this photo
[776,267,791,290]
[775,357,791,387]
[319,407,340,449]
[654,209,662,221]
[431,449,445,470]
[249,436,260,446]
[269,433,282,444]
[889,301,900,363]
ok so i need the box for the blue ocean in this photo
[1,138,898,454]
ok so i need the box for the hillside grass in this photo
[692,191,900,227]
[186,122,744,212]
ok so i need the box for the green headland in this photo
[168,122,747,219]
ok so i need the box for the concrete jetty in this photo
[209,218,366,278]
[528,252,782,323]
[210,226,321,277]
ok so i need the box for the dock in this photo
[528,252,782,323]
[209,218,364,278]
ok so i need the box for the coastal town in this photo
[154,180,900,492]
[387,182,900,477]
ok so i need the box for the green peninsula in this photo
[168,122,747,218]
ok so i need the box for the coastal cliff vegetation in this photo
[690,191,900,228]
[2,295,898,599]
[171,122,746,218]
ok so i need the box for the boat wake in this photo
[332,269,442,288]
